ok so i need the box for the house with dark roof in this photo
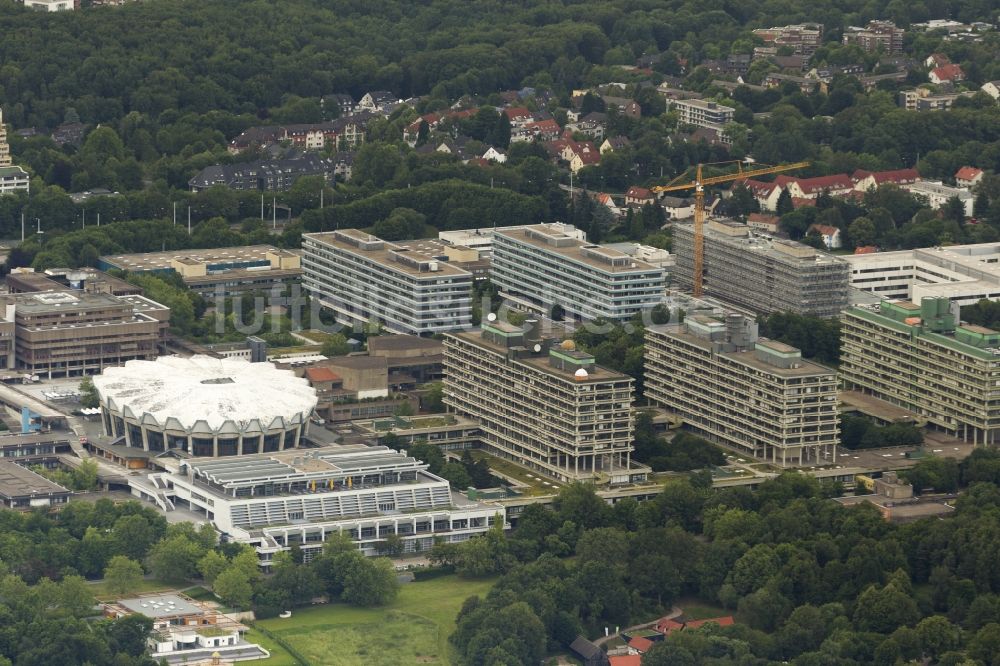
[189,154,334,192]
[356,91,398,114]
[569,636,609,666]
[600,136,631,154]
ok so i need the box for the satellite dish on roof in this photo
[533,344,541,352]
[486,313,497,322]
[574,368,589,379]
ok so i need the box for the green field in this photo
[257,575,496,665]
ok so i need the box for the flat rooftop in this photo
[679,220,848,267]
[496,224,662,274]
[187,445,426,488]
[652,324,833,377]
[0,460,70,498]
[304,230,472,279]
[116,594,203,619]
[450,329,631,383]
[8,290,127,314]
[100,245,302,272]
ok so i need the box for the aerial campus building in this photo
[152,445,502,564]
[444,319,647,483]
[490,223,666,322]
[92,356,317,457]
[841,297,1000,445]
[645,310,839,466]
[302,229,474,334]
[672,219,850,318]
[844,242,1000,306]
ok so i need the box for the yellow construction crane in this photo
[653,160,809,297]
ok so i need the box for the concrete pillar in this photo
[213,436,218,457]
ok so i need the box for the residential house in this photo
[769,54,810,71]
[0,166,30,195]
[742,179,784,211]
[503,107,534,127]
[569,142,601,173]
[595,193,622,217]
[765,73,824,95]
[600,136,630,154]
[356,91,398,114]
[981,81,1000,100]
[566,112,607,139]
[904,180,975,217]
[929,64,965,84]
[776,173,854,199]
[852,168,921,192]
[189,154,334,192]
[662,196,696,220]
[609,656,642,666]
[50,122,86,147]
[842,20,905,55]
[624,186,656,208]
[899,88,975,111]
[747,213,780,234]
[752,24,823,56]
[524,118,561,141]
[956,166,984,188]
[808,223,843,249]
[482,147,507,163]
[332,152,355,181]
[627,636,654,655]
[322,93,355,114]
[925,53,951,68]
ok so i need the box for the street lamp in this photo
[34,218,42,235]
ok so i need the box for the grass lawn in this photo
[467,451,558,496]
[183,585,217,601]
[258,575,495,666]
[245,627,299,666]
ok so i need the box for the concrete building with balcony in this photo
[491,223,666,322]
[99,245,303,299]
[843,20,905,54]
[0,166,29,194]
[667,98,735,131]
[3,291,168,378]
[444,319,647,483]
[151,445,503,564]
[302,229,473,335]
[903,180,974,218]
[672,220,850,317]
[841,297,1000,445]
[645,311,839,466]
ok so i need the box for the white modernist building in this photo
[154,445,503,564]
[491,223,667,321]
[302,229,473,334]
[438,225,588,258]
[92,355,317,457]
[903,180,974,217]
[844,242,1000,306]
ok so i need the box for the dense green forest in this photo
[1,0,1000,264]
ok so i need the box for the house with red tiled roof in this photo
[656,618,685,635]
[791,196,816,209]
[956,166,984,188]
[305,367,342,392]
[742,178,784,211]
[542,138,575,162]
[595,192,622,217]
[929,64,965,84]
[925,53,951,69]
[569,142,601,173]
[609,656,641,666]
[852,168,921,191]
[525,118,561,141]
[808,223,843,249]
[625,186,656,208]
[776,173,853,199]
[503,107,534,126]
[627,636,654,654]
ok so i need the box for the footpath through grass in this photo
[257,574,496,666]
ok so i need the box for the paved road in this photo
[594,605,682,646]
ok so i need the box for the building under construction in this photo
[645,310,839,466]
[672,220,849,317]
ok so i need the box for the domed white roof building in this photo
[92,356,317,457]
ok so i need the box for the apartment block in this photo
[751,24,823,56]
[841,298,1000,445]
[904,180,974,217]
[0,109,10,167]
[150,445,502,564]
[645,311,839,466]
[491,223,666,322]
[302,229,473,334]
[0,166,29,195]
[3,291,169,378]
[672,220,850,318]
[444,320,646,483]
[843,20,905,54]
[668,99,735,131]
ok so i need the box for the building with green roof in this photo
[841,297,1000,445]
